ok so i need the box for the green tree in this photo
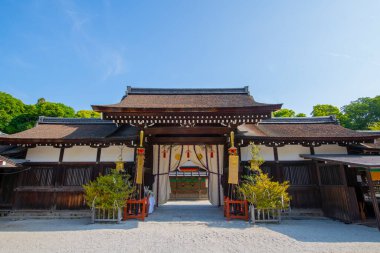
[0,92,26,132]
[311,104,341,117]
[341,96,380,130]
[295,113,306,117]
[4,98,76,134]
[273,108,295,117]
[35,101,75,118]
[75,110,101,118]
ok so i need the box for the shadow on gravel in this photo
[263,219,380,243]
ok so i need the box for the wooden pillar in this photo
[156,145,160,207]
[216,145,221,207]
[273,146,281,182]
[365,168,380,231]
[339,164,348,186]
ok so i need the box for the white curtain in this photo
[153,144,224,206]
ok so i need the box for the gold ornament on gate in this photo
[135,130,145,184]
[228,131,239,184]
[115,146,125,172]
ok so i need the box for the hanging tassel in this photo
[210,150,214,158]
[186,145,190,159]
[163,149,166,158]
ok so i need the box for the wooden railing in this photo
[91,207,122,223]
[224,197,249,221]
[250,206,281,224]
[123,197,149,221]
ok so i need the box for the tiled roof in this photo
[237,117,379,140]
[125,86,250,95]
[260,116,338,124]
[300,154,380,168]
[38,116,113,125]
[0,117,135,144]
[0,155,19,168]
[92,86,281,110]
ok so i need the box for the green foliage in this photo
[295,113,306,117]
[369,122,380,130]
[83,170,135,209]
[311,104,341,117]
[35,101,75,118]
[0,92,26,132]
[273,108,295,117]
[341,96,380,130]
[237,143,290,209]
[75,110,101,118]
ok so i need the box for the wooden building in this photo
[0,86,379,226]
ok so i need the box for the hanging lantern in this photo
[186,145,191,159]
[135,130,145,185]
[115,146,124,172]
[210,148,214,158]
[228,131,239,184]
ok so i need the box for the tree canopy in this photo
[75,110,101,118]
[311,104,341,117]
[341,96,380,130]
[273,109,306,118]
[0,92,99,134]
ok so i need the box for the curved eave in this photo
[0,136,138,146]
[236,135,377,143]
[91,104,283,113]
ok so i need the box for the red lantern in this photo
[210,150,214,158]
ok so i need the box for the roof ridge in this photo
[125,86,250,95]
[38,116,114,125]
[260,116,338,124]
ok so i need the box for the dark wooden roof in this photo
[237,117,379,142]
[0,117,138,145]
[300,154,380,168]
[92,86,282,112]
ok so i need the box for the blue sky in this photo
[1,0,379,115]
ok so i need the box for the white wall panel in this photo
[277,145,311,161]
[240,145,274,161]
[100,146,135,162]
[63,146,97,162]
[315,144,347,154]
[26,146,60,162]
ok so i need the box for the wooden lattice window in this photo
[21,167,54,186]
[282,164,314,185]
[63,167,93,186]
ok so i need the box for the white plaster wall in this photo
[26,146,60,162]
[277,145,311,161]
[240,145,274,161]
[100,146,135,162]
[315,144,347,154]
[63,146,97,162]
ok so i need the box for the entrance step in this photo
[3,210,91,220]
[283,208,326,220]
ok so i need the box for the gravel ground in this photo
[1,201,379,253]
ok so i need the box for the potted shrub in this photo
[237,143,290,224]
[83,169,135,223]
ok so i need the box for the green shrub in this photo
[83,170,135,209]
[237,143,290,209]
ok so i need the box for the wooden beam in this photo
[149,136,226,145]
[365,168,380,231]
[145,127,230,135]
